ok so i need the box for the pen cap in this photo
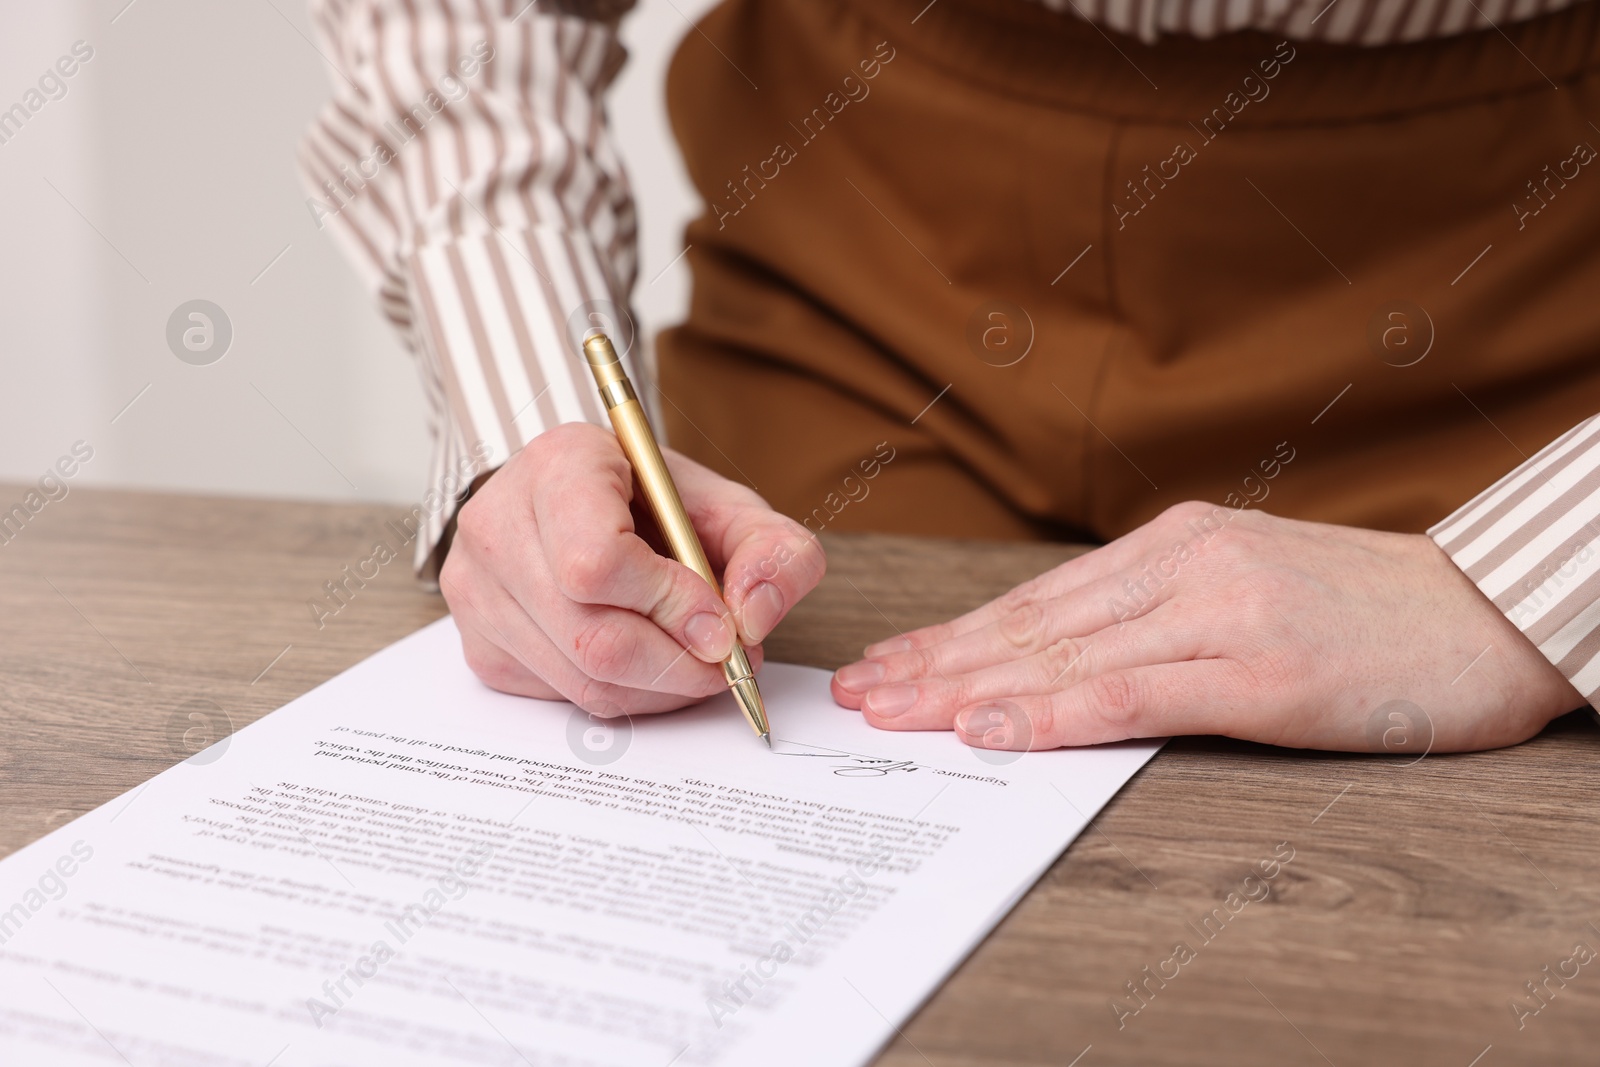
[582,332,621,366]
[582,332,633,405]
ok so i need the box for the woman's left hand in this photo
[830,502,1583,754]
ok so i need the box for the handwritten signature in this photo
[774,745,924,778]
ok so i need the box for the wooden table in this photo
[2,486,1596,1066]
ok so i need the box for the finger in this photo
[867,499,1240,657]
[953,659,1253,750]
[531,424,738,663]
[445,569,723,712]
[453,613,563,700]
[863,532,1157,658]
[479,565,730,700]
[670,452,827,644]
[835,570,1175,705]
[848,607,1202,730]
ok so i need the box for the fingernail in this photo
[740,582,785,643]
[685,612,733,660]
[956,704,1015,748]
[834,659,886,692]
[865,635,911,657]
[864,684,917,718]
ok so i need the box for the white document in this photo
[0,617,1160,1066]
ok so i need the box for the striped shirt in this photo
[1429,418,1600,707]
[1033,0,1586,44]
[300,0,1600,708]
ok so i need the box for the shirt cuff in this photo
[403,224,640,581]
[1428,414,1600,708]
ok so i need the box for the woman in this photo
[300,0,1600,752]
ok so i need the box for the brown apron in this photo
[655,0,1600,543]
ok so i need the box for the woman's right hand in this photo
[440,422,826,715]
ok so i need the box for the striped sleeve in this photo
[1428,415,1600,707]
[1032,0,1585,43]
[298,0,640,585]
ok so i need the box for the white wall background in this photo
[0,0,715,504]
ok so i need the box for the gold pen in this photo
[580,331,771,748]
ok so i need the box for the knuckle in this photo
[998,601,1047,651]
[911,643,944,679]
[1160,500,1217,527]
[996,579,1042,615]
[1205,531,1254,570]
[874,649,919,683]
[460,640,499,683]
[1231,504,1270,528]
[942,674,978,711]
[1040,636,1085,685]
[741,546,782,587]
[539,420,601,454]
[903,625,947,652]
[696,497,737,536]
[453,494,489,548]
[570,614,635,682]
[788,526,827,583]
[518,429,545,460]
[572,676,621,717]
[523,426,561,466]
[558,541,619,604]
[462,641,525,693]
[438,551,469,600]
[1087,671,1143,731]
[664,564,714,618]
[732,521,826,595]
[878,642,941,684]
[1029,701,1057,744]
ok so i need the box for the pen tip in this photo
[731,674,770,743]
[762,732,772,750]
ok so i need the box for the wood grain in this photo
[2,485,1597,1065]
